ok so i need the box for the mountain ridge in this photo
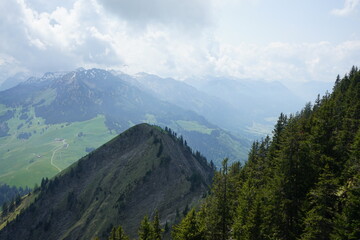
[0,123,214,240]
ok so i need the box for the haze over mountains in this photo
[0,67,324,136]
[0,68,248,188]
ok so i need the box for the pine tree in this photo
[115,226,129,240]
[274,118,314,240]
[139,215,153,240]
[331,129,360,240]
[301,165,338,240]
[197,158,232,239]
[152,211,163,240]
[172,209,203,240]
[109,227,116,240]
[331,174,360,240]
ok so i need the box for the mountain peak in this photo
[0,124,213,240]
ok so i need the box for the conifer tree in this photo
[172,209,203,240]
[301,165,338,240]
[198,158,232,239]
[152,211,163,240]
[331,173,360,240]
[115,226,129,240]
[274,118,314,240]
[105,225,129,240]
[108,227,116,240]
[139,215,153,240]
[331,129,360,240]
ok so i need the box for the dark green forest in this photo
[171,66,360,240]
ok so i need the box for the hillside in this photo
[172,66,360,240]
[0,123,214,240]
[0,68,249,187]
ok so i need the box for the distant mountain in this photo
[122,73,306,137]
[0,68,249,187]
[286,80,334,102]
[120,72,248,137]
[0,72,31,91]
[188,77,306,136]
[0,124,214,239]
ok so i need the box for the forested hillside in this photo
[173,66,360,240]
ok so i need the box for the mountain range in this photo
[1,69,315,137]
[0,68,248,188]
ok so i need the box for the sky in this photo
[0,0,359,86]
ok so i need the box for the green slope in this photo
[0,108,115,187]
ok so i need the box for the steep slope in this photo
[0,124,214,240]
[0,68,249,187]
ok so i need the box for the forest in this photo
[170,66,360,240]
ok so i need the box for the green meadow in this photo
[0,107,115,187]
[175,120,214,134]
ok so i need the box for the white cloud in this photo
[96,0,213,32]
[331,0,360,16]
[0,0,359,87]
[199,40,360,83]
[0,0,125,76]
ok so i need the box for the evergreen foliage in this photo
[0,184,30,209]
[172,209,203,240]
[152,211,163,240]
[94,225,129,240]
[171,66,360,240]
[138,215,152,240]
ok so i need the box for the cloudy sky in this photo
[0,0,359,85]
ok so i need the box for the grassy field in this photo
[0,107,115,187]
